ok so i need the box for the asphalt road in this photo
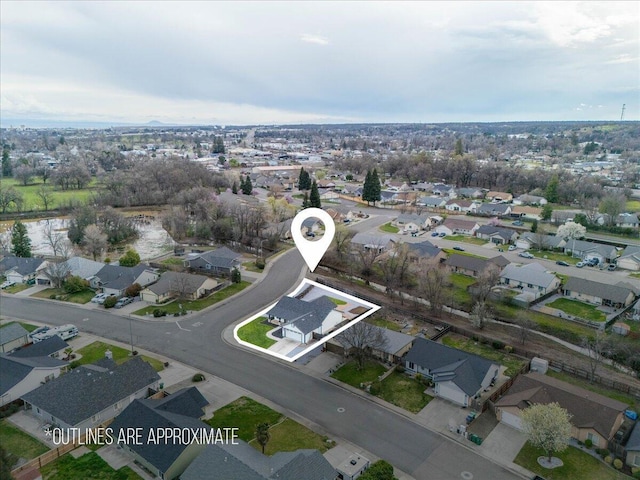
[1,249,520,480]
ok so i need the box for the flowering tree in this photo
[556,221,586,240]
[521,402,572,462]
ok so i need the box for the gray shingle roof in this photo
[63,257,105,279]
[564,277,635,304]
[407,241,442,259]
[371,326,414,355]
[405,338,497,396]
[477,203,510,215]
[22,357,160,426]
[181,442,336,480]
[0,355,67,395]
[500,263,558,289]
[9,336,68,358]
[196,247,242,268]
[0,323,29,346]
[94,264,151,290]
[0,256,45,276]
[268,296,336,334]
[350,233,395,248]
[476,225,517,240]
[145,272,210,296]
[445,254,490,274]
[627,422,640,452]
[110,388,209,474]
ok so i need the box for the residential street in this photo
[1,248,522,480]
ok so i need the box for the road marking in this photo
[192,322,203,327]
[82,318,89,322]
[176,321,191,332]
[461,472,473,479]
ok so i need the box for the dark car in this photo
[555,260,570,267]
[608,264,617,271]
[453,246,465,251]
[512,220,524,226]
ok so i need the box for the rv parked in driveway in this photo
[31,324,78,343]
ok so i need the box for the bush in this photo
[632,466,639,475]
[119,249,141,267]
[359,460,395,480]
[103,296,118,309]
[104,257,111,264]
[125,283,142,298]
[63,275,89,294]
[633,471,640,479]
[50,294,57,299]
[153,309,167,318]
[231,267,242,283]
[614,458,623,470]
[605,456,613,464]
[492,340,505,350]
[596,448,610,457]
[504,345,513,354]
[584,438,593,448]
[192,373,205,382]
[369,382,381,395]
[395,365,405,373]
[255,257,266,270]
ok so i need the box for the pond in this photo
[1,216,175,261]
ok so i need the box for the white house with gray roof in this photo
[563,239,618,263]
[563,278,636,309]
[183,246,242,275]
[405,338,499,407]
[91,264,159,298]
[350,233,395,253]
[617,246,640,271]
[22,356,160,430]
[0,323,29,353]
[267,296,342,344]
[0,255,47,284]
[500,263,561,298]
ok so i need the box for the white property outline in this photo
[233,278,381,362]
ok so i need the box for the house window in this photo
[586,432,599,447]
[92,414,100,423]
[408,362,415,370]
[633,454,640,467]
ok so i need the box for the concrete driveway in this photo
[479,423,528,467]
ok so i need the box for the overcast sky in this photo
[1,1,638,125]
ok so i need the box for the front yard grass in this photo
[380,222,400,233]
[161,257,185,266]
[328,296,347,305]
[249,418,331,455]
[529,250,579,265]
[442,334,526,377]
[515,442,621,480]
[40,451,141,480]
[446,235,489,245]
[547,298,606,322]
[32,288,95,304]
[371,371,432,413]
[4,283,30,294]
[331,360,387,388]
[237,317,276,349]
[132,281,250,316]
[74,341,164,372]
[242,261,265,273]
[0,419,49,464]
[366,317,401,331]
[442,248,487,259]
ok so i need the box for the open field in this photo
[2,177,98,212]
[372,371,432,413]
[40,451,141,480]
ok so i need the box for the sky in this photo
[1,1,638,126]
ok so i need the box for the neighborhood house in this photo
[266,295,342,344]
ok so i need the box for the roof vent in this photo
[350,459,358,465]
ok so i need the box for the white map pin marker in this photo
[291,208,336,272]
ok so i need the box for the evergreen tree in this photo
[541,204,553,221]
[362,170,373,205]
[302,192,310,209]
[454,138,464,156]
[241,175,253,195]
[370,169,382,206]
[298,168,311,190]
[531,219,538,233]
[232,181,238,194]
[309,180,322,208]
[119,249,141,267]
[11,220,31,257]
[1,147,12,178]
[545,175,559,204]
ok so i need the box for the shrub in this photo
[103,296,118,309]
[255,257,266,270]
[492,340,505,350]
[104,257,111,264]
[504,345,513,354]
[125,283,142,298]
[174,313,180,317]
[192,373,205,382]
[634,471,640,479]
[584,439,593,448]
[231,267,242,283]
[153,309,167,318]
[596,448,610,457]
[63,275,89,294]
[614,458,623,470]
[395,365,405,373]
[632,467,639,475]
[605,456,613,464]
[50,294,57,299]
[369,382,381,395]
[119,249,141,267]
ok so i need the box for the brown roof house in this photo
[435,218,480,236]
[445,254,509,278]
[495,372,627,448]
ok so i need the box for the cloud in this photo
[300,33,329,45]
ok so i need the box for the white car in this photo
[1,281,15,290]
[508,245,517,251]
[91,293,108,303]
[518,252,534,259]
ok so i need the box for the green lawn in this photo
[547,369,637,411]
[161,257,185,266]
[449,273,476,309]
[442,334,526,377]
[74,341,164,372]
[328,296,347,305]
[242,261,264,273]
[40,451,141,480]
[446,235,489,245]
[380,222,400,233]
[0,419,49,466]
[2,177,97,212]
[237,317,276,349]
[529,250,579,265]
[331,360,387,388]
[19,322,39,332]
[4,283,30,294]
[32,288,95,304]
[442,248,487,259]
[515,442,622,480]
[206,397,283,442]
[249,418,331,455]
[132,281,250,315]
[547,298,606,322]
[626,200,640,211]
[366,317,401,332]
[371,371,432,413]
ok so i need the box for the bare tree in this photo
[470,301,491,330]
[170,273,196,300]
[337,322,389,370]
[514,313,537,345]
[14,165,35,186]
[42,260,71,289]
[471,263,501,303]
[82,225,107,261]
[43,220,65,256]
[36,185,54,212]
[415,258,449,316]
[379,243,411,302]
[358,245,384,285]
[332,226,354,262]
[582,332,605,383]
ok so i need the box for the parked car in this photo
[555,260,570,267]
[91,293,108,303]
[608,264,617,271]
[587,258,599,266]
[305,231,316,238]
[431,232,439,237]
[97,294,116,305]
[576,261,585,268]
[512,220,524,226]
[0,281,15,289]
[29,326,50,339]
[508,245,517,251]
[518,252,534,259]
[114,297,134,309]
[439,232,446,237]
[453,246,465,251]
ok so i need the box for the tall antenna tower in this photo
[621,104,626,121]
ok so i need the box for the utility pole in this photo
[621,104,626,121]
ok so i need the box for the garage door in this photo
[501,411,523,430]
[436,382,467,406]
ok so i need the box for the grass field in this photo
[237,317,276,349]
[18,322,39,332]
[248,418,331,455]
[32,288,95,304]
[372,371,432,413]
[132,281,250,316]
[442,248,487,259]
[547,298,606,322]
[328,296,347,305]
[442,334,526,377]
[331,360,387,388]
[3,177,98,212]
[0,419,49,465]
[529,250,579,264]
[446,235,489,245]
[161,257,185,266]
[380,222,400,233]
[366,317,401,331]
[242,260,264,273]
[4,283,30,294]
[626,200,640,212]
[40,451,141,480]
[515,443,621,480]
[74,341,164,372]
[206,396,283,442]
